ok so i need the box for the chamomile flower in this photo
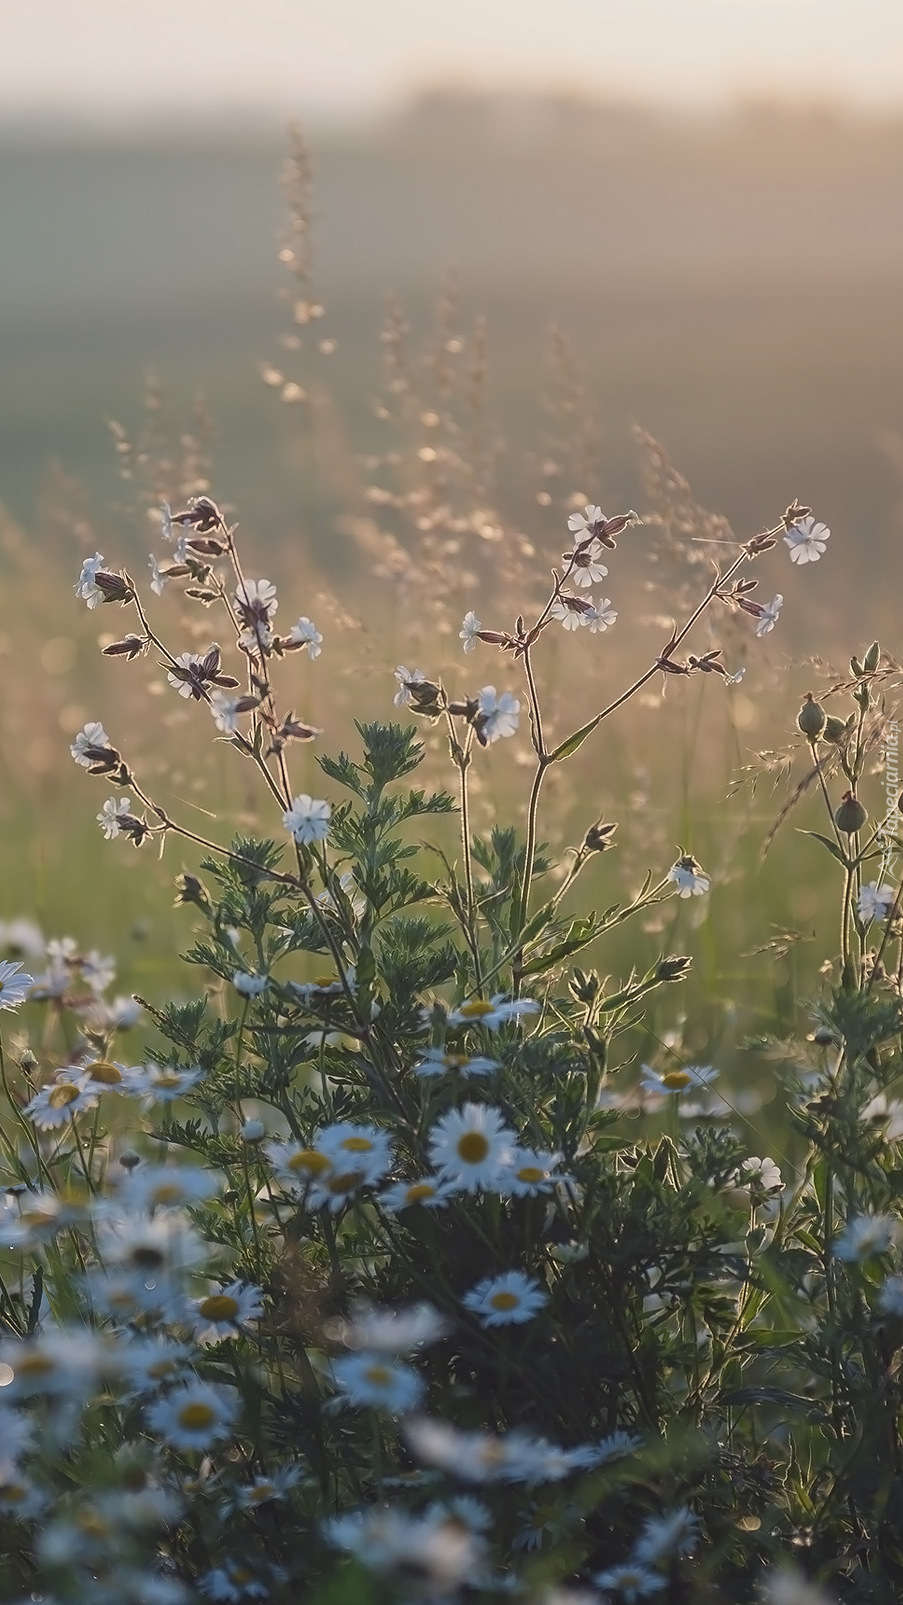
[667,853,710,897]
[119,1163,222,1213]
[326,1504,483,1588]
[460,610,482,652]
[96,1209,209,1281]
[282,794,331,845]
[592,1562,665,1601]
[414,1047,500,1078]
[784,516,830,565]
[858,882,896,923]
[501,1148,568,1196]
[428,1103,516,1193]
[379,1177,456,1212]
[633,1504,701,1563]
[235,1467,301,1509]
[331,1352,425,1414]
[834,1212,899,1261]
[146,1380,238,1453]
[141,1062,206,1103]
[233,970,269,997]
[191,1281,265,1345]
[316,1122,393,1182]
[24,1074,99,1129]
[446,995,540,1030]
[338,1303,449,1354]
[639,1063,718,1096]
[117,1337,193,1394]
[462,1270,548,1327]
[0,960,34,1010]
[265,1139,334,1193]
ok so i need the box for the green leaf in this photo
[521,917,603,977]
[548,713,602,764]
[797,829,849,866]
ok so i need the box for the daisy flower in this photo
[338,1303,449,1354]
[858,882,896,923]
[414,1047,500,1078]
[639,1063,718,1096]
[119,1163,222,1213]
[96,1210,209,1281]
[191,1281,265,1345]
[117,1337,193,1394]
[476,686,520,743]
[316,1122,393,1182]
[834,1212,899,1261]
[379,1177,456,1212]
[141,1062,206,1103]
[24,1074,99,1129]
[633,1504,701,1563]
[462,1270,548,1327]
[265,1139,334,1192]
[283,794,331,845]
[667,853,710,897]
[446,995,540,1030]
[146,1381,238,1453]
[428,1103,516,1193]
[0,961,33,1010]
[460,610,482,652]
[592,1562,665,1601]
[784,516,830,565]
[233,970,269,997]
[235,1467,300,1509]
[284,615,323,657]
[501,1148,568,1196]
[331,1353,425,1414]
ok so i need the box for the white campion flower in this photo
[70,721,111,766]
[208,690,243,734]
[857,882,896,923]
[549,595,587,631]
[460,611,482,652]
[833,1212,899,1261]
[569,536,609,588]
[285,615,323,657]
[667,853,710,897]
[393,665,426,708]
[462,1270,548,1327]
[0,961,34,1010]
[567,504,603,537]
[476,686,520,743]
[756,593,784,637]
[74,552,106,608]
[283,793,331,844]
[584,598,618,632]
[235,577,278,618]
[97,796,132,840]
[148,553,169,596]
[784,516,830,565]
[725,666,746,686]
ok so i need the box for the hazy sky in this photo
[4,0,903,124]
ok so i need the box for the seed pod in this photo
[797,694,826,738]
[823,715,848,744]
[835,791,868,834]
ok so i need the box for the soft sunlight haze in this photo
[4,0,903,122]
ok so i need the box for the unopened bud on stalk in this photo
[583,821,617,853]
[797,693,826,738]
[835,791,867,834]
[656,955,692,982]
[822,715,848,744]
[174,873,211,911]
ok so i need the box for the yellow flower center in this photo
[178,1402,216,1430]
[517,1166,544,1184]
[287,1149,331,1177]
[340,1136,375,1153]
[198,1294,240,1322]
[16,1353,54,1377]
[1,1480,27,1504]
[48,1083,80,1109]
[314,975,338,988]
[364,1364,393,1386]
[489,1291,520,1311]
[326,1169,364,1195]
[458,1000,493,1019]
[457,1132,490,1164]
[86,1059,123,1085]
[661,1071,692,1090]
[406,1184,436,1203]
[148,1182,185,1206]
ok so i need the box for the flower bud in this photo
[835,792,867,834]
[797,694,826,738]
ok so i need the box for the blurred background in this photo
[1,0,902,1093]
